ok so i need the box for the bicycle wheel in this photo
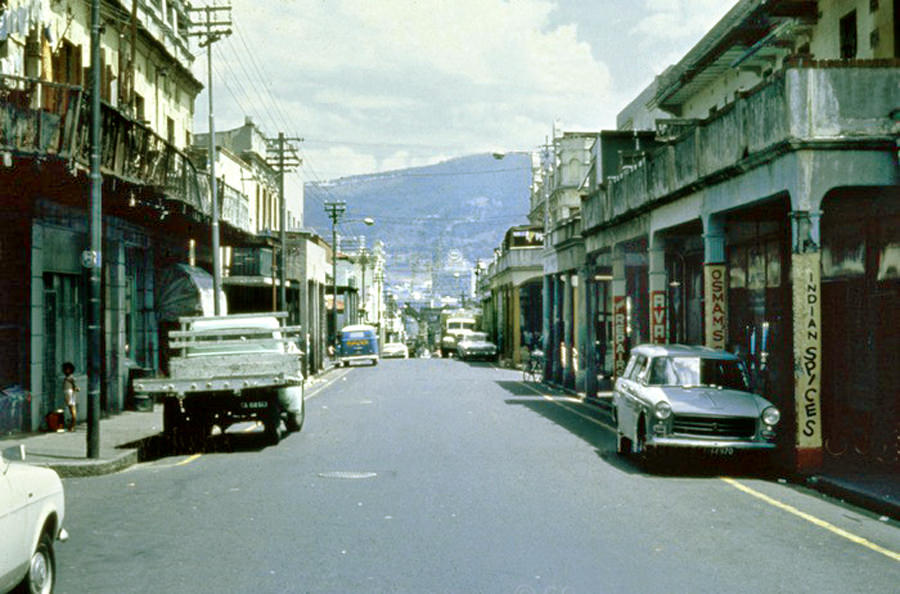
[522,365,534,382]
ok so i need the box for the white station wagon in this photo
[613,344,780,460]
[0,446,68,594]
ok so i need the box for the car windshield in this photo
[646,356,750,391]
[465,332,488,342]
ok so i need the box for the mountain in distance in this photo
[303,153,532,301]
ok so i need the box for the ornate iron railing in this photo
[1,74,206,217]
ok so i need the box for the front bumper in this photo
[646,436,776,450]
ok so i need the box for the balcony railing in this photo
[1,74,206,218]
[218,180,252,232]
[585,63,899,230]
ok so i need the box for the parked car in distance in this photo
[1,445,68,594]
[613,344,780,460]
[382,342,410,359]
[456,332,498,361]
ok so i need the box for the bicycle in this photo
[522,349,544,383]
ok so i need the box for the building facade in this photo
[479,0,898,474]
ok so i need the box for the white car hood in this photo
[653,386,764,417]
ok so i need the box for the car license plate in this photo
[705,447,735,456]
[240,400,268,410]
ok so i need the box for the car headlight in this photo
[762,406,781,426]
[654,401,672,420]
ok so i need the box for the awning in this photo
[156,263,227,322]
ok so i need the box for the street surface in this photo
[57,359,899,593]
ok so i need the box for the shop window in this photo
[766,241,782,287]
[823,222,866,279]
[877,243,900,280]
[728,247,747,288]
[747,247,766,290]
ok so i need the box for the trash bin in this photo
[46,409,65,432]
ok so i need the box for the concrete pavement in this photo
[1,369,897,521]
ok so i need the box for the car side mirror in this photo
[2,444,26,462]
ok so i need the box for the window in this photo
[840,10,857,59]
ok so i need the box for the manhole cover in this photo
[317,471,378,479]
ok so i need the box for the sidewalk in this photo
[0,360,340,478]
[0,407,163,478]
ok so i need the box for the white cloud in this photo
[201,0,615,179]
[632,0,733,45]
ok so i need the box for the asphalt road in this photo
[57,358,900,593]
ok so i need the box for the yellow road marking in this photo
[721,477,900,562]
[519,380,899,563]
[175,453,202,466]
[519,381,616,432]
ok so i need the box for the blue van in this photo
[338,324,379,367]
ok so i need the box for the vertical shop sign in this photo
[704,264,727,349]
[793,252,822,452]
[650,290,666,344]
[613,296,628,378]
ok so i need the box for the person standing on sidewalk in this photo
[62,362,78,431]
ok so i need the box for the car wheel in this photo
[284,399,306,433]
[285,397,305,433]
[263,396,281,445]
[634,416,659,469]
[616,433,632,456]
[18,531,54,594]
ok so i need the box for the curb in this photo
[40,449,139,478]
[805,475,900,520]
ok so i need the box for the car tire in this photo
[262,395,281,445]
[17,531,54,594]
[285,397,305,433]
[616,433,632,456]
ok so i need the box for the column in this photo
[562,272,575,389]
[511,285,522,366]
[541,274,552,380]
[29,223,44,431]
[648,236,668,344]
[577,265,593,395]
[791,210,823,471]
[109,241,126,413]
[702,215,728,349]
[552,275,563,384]
[611,245,628,380]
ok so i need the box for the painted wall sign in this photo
[704,264,727,349]
[650,290,667,344]
[793,252,822,451]
[613,295,628,378]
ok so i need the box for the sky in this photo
[192,0,734,187]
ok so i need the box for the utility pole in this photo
[324,202,346,353]
[84,0,102,458]
[188,3,232,315]
[266,133,302,312]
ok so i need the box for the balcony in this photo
[585,63,899,230]
[1,74,207,218]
